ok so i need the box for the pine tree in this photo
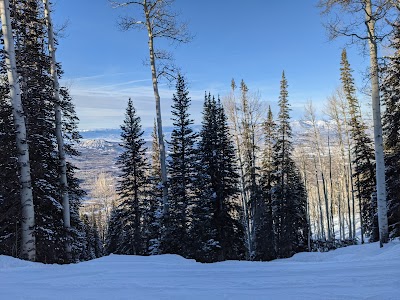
[105,206,123,255]
[340,49,378,241]
[381,24,400,239]
[0,0,36,261]
[144,121,163,255]
[112,98,149,255]
[82,214,96,260]
[188,94,218,261]
[214,97,246,260]
[190,94,246,262]
[43,0,72,257]
[0,0,85,263]
[161,75,198,257]
[0,81,21,257]
[271,72,308,258]
[254,106,276,261]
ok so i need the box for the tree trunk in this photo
[365,0,389,246]
[301,156,311,251]
[314,158,326,241]
[0,0,36,261]
[42,0,71,257]
[327,126,335,240]
[144,3,168,214]
[356,174,365,244]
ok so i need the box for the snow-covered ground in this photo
[1,241,399,300]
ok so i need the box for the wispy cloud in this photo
[61,72,317,130]
[60,74,207,130]
[62,72,140,82]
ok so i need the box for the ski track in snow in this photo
[0,241,399,299]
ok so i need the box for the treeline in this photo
[105,74,309,262]
[1,0,400,265]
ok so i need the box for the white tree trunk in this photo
[0,0,36,261]
[144,2,168,214]
[365,0,389,246]
[42,0,71,257]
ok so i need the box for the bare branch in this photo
[109,1,144,9]
[118,16,146,31]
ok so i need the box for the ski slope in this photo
[1,241,399,299]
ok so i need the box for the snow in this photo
[1,241,399,299]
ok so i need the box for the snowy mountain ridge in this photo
[79,121,329,142]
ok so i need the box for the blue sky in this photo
[53,0,371,130]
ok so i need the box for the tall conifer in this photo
[112,98,149,255]
[272,72,308,258]
[340,49,378,241]
[381,24,400,239]
[162,75,197,257]
[254,106,276,261]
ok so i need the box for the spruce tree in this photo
[144,121,163,255]
[161,75,198,257]
[0,0,85,263]
[214,97,246,260]
[105,206,123,255]
[112,98,149,255]
[340,49,378,241]
[0,80,20,257]
[271,72,308,258]
[254,106,276,261]
[191,94,246,262]
[82,214,96,260]
[381,24,400,239]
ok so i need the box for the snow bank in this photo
[0,241,399,299]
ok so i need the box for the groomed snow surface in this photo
[1,241,399,299]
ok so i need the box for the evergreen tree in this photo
[161,75,198,257]
[0,0,85,263]
[271,72,308,258]
[0,80,20,257]
[190,94,246,262]
[105,206,123,255]
[381,24,400,239]
[82,214,96,260]
[112,98,149,255]
[144,121,163,255]
[340,49,378,241]
[254,106,276,261]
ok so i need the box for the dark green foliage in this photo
[190,94,246,262]
[0,0,85,263]
[161,75,198,257]
[381,24,400,239]
[144,122,162,255]
[105,207,123,255]
[82,215,96,260]
[108,98,149,255]
[0,79,20,257]
[340,49,378,241]
[271,72,309,258]
[254,106,276,261]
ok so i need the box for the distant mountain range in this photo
[79,121,331,143]
[80,125,203,143]
[73,120,335,201]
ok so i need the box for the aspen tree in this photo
[42,0,71,257]
[111,0,191,215]
[319,0,390,246]
[0,0,36,261]
[304,102,331,240]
